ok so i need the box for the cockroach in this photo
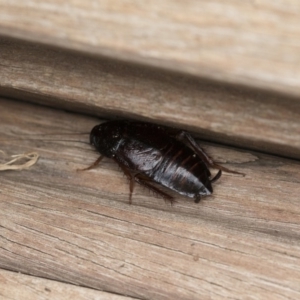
[81,121,243,204]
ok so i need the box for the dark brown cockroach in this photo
[82,121,243,204]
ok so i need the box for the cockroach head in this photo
[90,121,125,157]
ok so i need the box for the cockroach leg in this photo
[210,169,222,183]
[176,131,216,166]
[77,155,104,171]
[135,174,175,205]
[176,131,245,176]
[113,158,135,204]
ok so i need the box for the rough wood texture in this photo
[0,0,300,98]
[0,269,135,300]
[1,98,300,299]
[1,38,299,160]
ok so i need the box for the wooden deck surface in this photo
[1,0,300,97]
[1,98,300,299]
[1,0,300,298]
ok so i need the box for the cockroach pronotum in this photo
[81,121,244,204]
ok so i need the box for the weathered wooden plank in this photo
[0,38,299,160]
[1,98,300,299]
[0,269,135,300]
[0,0,300,98]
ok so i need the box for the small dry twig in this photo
[0,151,39,171]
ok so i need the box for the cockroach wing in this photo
[115,139,163,172]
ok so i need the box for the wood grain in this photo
[1,98,300,299]
[1,37,300,160]
[0,0,300,98]
[0,269,135,300]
